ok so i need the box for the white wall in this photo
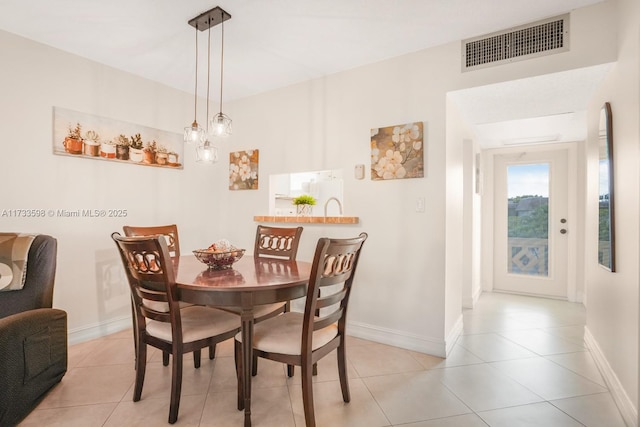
[584,0,639,422]
[226,44,456,355]
[462,138,483,308]
[444,99,471,350]
[0,1,624,364]
[0,30,217,338]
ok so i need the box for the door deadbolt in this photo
[560,218,567,223]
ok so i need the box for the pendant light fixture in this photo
[196,22,218,163]
[183,22,204,144]
[187,6,231,163]
[210,13,232,137]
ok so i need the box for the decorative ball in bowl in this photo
[193,248,245,270]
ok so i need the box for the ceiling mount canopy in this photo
[188,6,231,32]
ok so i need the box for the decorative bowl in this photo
[193,248,245,270]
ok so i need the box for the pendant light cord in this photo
[206,23,211,135]
[193,24,199,123]
[219,14,225,114]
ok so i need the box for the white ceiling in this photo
[449,63,612,148]
[0,0,609,147]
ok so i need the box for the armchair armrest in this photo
[0,235,57,318]
[0,308,67,426]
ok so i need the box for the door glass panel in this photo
[507,163,549,277]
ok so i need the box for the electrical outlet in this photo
[416,197,425,213]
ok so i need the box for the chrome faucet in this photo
[324,197,343,216]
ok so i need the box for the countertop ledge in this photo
[253,216,359,224]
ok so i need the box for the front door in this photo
[493,148,569,298]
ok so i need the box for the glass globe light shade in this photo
[210,113,232,137]
[196,140,218,163]
[184,121,205,144]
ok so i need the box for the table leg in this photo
[241,309,254,427]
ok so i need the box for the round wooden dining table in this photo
[175,254,311,427]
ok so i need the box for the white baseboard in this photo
[72,314,456,361]
[584,327,638,427]
[68,315,132,345]
[69,315,448,358]
[347,320,446,358]
[463,286,483,309]
[571,290,584,304]
[462,295,474,308]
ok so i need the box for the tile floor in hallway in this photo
[20,292,628,426]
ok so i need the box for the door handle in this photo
[560,229,567,234]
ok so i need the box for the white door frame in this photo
[480,142,579,302]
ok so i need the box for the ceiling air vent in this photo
[462,14,569,72]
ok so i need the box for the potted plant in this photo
[115,134,130,160]
[98,134,116,159]
[155,144,168,165]
[129,133,144,162]
[292,194,316,216]
[143,140,157,164]
[63,123,83,154]
[82,129,100,156]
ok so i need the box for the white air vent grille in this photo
[463,14,569,71]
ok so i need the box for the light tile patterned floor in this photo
[20,293,628,426]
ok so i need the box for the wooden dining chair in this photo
[254,225,303,261]
[122,224,212,367]
[111,233,240,424]
[221,226,304,376]
[123,224,180,257]
[252,225,303,376]
[252,225,304,317]
[234,232,367,427]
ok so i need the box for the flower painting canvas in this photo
[371,122,424,180]
[229,150,259,190]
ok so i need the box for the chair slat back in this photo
[111,232,179,328]
[123,224,181,258]
[303,233,367,341]
[254,226,303,260]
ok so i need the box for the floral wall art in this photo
[52,107,183,169]
[370,122,424,180]
[229,150,259,190]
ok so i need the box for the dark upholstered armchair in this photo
[0,234,67,427]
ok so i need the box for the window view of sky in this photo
[599,160,610,197]
[507,163,549,198]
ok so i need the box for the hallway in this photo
[20,292,627,426]
[453,292,626,426]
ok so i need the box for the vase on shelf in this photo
[83,140,100,157]
[129,147,144,163]
[156,152,168,165]
[100,143,116,159]
[116,145,129,160]
[296,204,312,216]
[142,149,156,164]
[63,137,83,155]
